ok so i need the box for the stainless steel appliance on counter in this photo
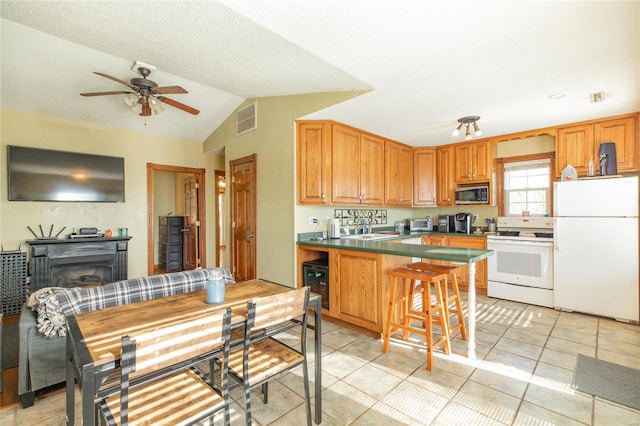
[409,217,433,231]
[554,176,638,322]
[454,213,472,234]
[487,216,555,307]
[438,215,455,233]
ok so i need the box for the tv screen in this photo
[7,146,125,202]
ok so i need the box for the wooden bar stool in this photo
[407,262,467,341]
[382,267,451,371]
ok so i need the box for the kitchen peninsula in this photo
[297,232,494,359]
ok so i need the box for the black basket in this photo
[1,252,28,315]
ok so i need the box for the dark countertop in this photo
[297,230,493,263]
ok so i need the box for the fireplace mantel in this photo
[27,237,132,291]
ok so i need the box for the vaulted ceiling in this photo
[1,1,638,146]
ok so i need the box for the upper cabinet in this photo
[454,140,492,183]
[556,113,638,176]
[436,145,455,206]
[412,148,436,206]
[385,140,413,206]
[332,125,385,205]
[297,121,332,204]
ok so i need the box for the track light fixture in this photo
[452,116,482,140]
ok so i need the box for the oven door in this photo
[487,238,553,289]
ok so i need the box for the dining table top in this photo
[73,279,301,367]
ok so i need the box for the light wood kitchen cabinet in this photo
[334,249,381,331]
[436,146,454,206]
[448,236,487,291]
[454,140,492,183]
[594,116,638,173]
[332,125,385,205]
[412,148,436,206]
[556,113,639,176]
[297,121,332,204]
[420,234,487,293]
[385,140,413,206]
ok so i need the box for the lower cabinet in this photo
[334,250,380,330]
[297,246,407,333]
[420,235,488,293]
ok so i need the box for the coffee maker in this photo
[438,215,455,233]
[454,213,472,234]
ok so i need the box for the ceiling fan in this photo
[80,66,200,116]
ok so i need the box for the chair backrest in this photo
[122,307,232,379]
[249,287,310,331]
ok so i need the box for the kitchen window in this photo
[496,153,555,217]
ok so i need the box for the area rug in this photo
[572,354,640,411]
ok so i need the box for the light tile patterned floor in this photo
[2,293,639,425]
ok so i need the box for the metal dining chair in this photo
[97,307,233,426]
[226,286,312,426]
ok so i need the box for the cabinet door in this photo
[454,143,472,182]
[472,140,492,181]
[413,148,436,206]
[385,141,413,206]
[297,121,331,204]
[360,133,385,205]
[332,124,361,204]
[336,250,381,330]
[595,116,638,172]
[436,146,454,206]
[422,235,448,265]
[556,124,595,176]
[448,236,487,290]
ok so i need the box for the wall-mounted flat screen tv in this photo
[7,146,125,202]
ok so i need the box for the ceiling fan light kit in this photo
[452,116,482,140]
[80,63,199,117]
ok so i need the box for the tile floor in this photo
[1,293,639,425]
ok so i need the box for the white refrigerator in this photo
[553,176,639,322]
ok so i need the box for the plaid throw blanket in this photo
[31,268,234,337]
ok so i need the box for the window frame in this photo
[495,152,555,217]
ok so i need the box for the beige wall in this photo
[0,109,222,278]
[204,91,366,287]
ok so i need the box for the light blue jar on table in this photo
[206,269,225,304]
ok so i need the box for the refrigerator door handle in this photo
[555,220,560,251]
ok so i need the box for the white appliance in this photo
[487,217,555,307]
[553,176,639,323]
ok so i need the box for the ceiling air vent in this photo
[236,101,257,135]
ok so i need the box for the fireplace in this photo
[27,237,131,291]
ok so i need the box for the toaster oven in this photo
[409,218,433,231]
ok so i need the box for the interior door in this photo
[230,154,257,281]
[183,175,198,270]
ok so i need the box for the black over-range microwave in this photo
[455,184,490,205]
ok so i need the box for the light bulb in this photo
[473,122,483,137]
[451,122,462,137]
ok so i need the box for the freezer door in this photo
[553,176,638,217]
[554,217,639,322]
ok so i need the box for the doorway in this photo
[230,154,257,281]
[215,170,226,267]
[146,163,207,276]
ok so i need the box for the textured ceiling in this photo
[1,1,639,146]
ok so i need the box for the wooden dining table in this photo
[65,279,323,425]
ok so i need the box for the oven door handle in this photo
[488,239,553,247]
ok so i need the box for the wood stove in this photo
[26,237,131,291]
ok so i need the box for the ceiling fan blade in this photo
[140,104,152,116]
[94,72,138,90]
[157,96,200,115]
[154,86,188,95]
[80,91,134,97]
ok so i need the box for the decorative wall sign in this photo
[333,209,387,227]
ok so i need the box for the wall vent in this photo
[236,101,257,135]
